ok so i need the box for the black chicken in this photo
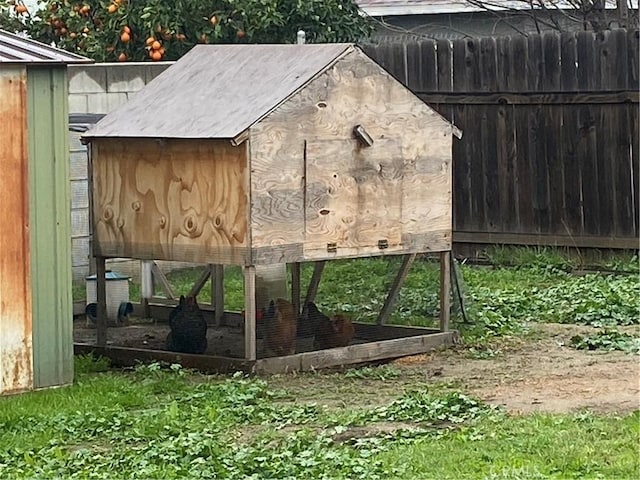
[297,302,321,338]
[166,295,208,354]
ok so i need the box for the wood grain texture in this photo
[249,48,453,262]
[0,66,33,394]
[92,138,248,264]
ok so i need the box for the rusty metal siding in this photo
[27,67,74,389]
[0,65,34,394]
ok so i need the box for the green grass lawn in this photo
[0,358,637,479]
[16,247,638,478]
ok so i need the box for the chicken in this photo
[166,295,208,354]
[297,303,316,338]
[308,302,355,349]
[263,298,297,356]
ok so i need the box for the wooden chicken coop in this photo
[81,43,461,373]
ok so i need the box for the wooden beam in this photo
[254,332,456,374]
[243,266,257,361]
[140,260,153,318]
[212,265,224,327]
[304,261,325,306]
[188,267,211,298]
[151,261,175,300]
[376,254,417,325]
[74,343,253,374]
[291,263,301,316]
[354,322,441,341]
[453,231,639,250]
[439,251,451,332]
[95,256,107,347]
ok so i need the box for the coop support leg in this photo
[376,253,417,325]
[244,265,257,361]
[140,260,153,318]
[188,267,211,298]
[212,265,224,327]
[300,261,325,319]
[439,251,451,332]
[291,263,301,316]
[96,256,107,347]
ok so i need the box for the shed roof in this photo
[356,0,621,16]
[84,43,354,140]
[0,29,92,65]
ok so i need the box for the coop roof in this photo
[84,43,355,140]
[0,29,92,65]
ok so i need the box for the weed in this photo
[570,329,640,354]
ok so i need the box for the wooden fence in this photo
[363,28,639,249]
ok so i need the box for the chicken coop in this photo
[80,43,461,373]
[0,30,91,394]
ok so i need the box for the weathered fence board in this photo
[364,28,639,248]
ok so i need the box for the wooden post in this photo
[96,256,107,346]
[439,251,451,332]
[188,267,211,298]
[213,264,224,327]
[140,260,153,318]
[376,254,417,325]
[291,263,301,316]
[244,265,257,361]
[300,260,326,319]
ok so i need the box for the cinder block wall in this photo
[68,62,176,282]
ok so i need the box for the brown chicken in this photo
[308,302,355,349]
[264,298,297,356]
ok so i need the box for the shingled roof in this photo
[84,43,354,140]
[0,29,91,64]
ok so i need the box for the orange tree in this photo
[0,0,373,62]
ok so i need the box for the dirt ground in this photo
[395,323,640,415]
[74,320,639,415]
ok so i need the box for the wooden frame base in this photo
[74,321,457,375]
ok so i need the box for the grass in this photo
[0,358,637,479]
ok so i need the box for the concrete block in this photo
[71,208,90,237]
[145,62,174,83]
[86,92,128,114]
[69,150,88,180]
[106,65,146,93]
[69,131,86,152]
[68,93,88,113]
[70,179,89,209]
[68,65,107,94]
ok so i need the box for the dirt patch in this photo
[396,323,640,415]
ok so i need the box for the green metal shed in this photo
[0,30,91,394]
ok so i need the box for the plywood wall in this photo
[93,139,249,264]
[250,48,453,263]
[0,66,33,394]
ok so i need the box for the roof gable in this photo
[0,29,91,65]
[84,43,353,140]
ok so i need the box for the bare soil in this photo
[395,323,640,415]
[74,320,639,415]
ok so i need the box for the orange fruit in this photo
[80,5,90,15]
[151,40,161,50]
[107,4,117,13]
[60,27,67,35]
[83,26,89,33]
[145,36,155,46]
[120,32,130,43]
[118,52,127,62]
[15,4,28,14]
[210,15,218,26]
[70,32,77,39]
[150,50,162,61]
[199,34,208,43]
[236,29,246,39]
[123,25,131,34]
